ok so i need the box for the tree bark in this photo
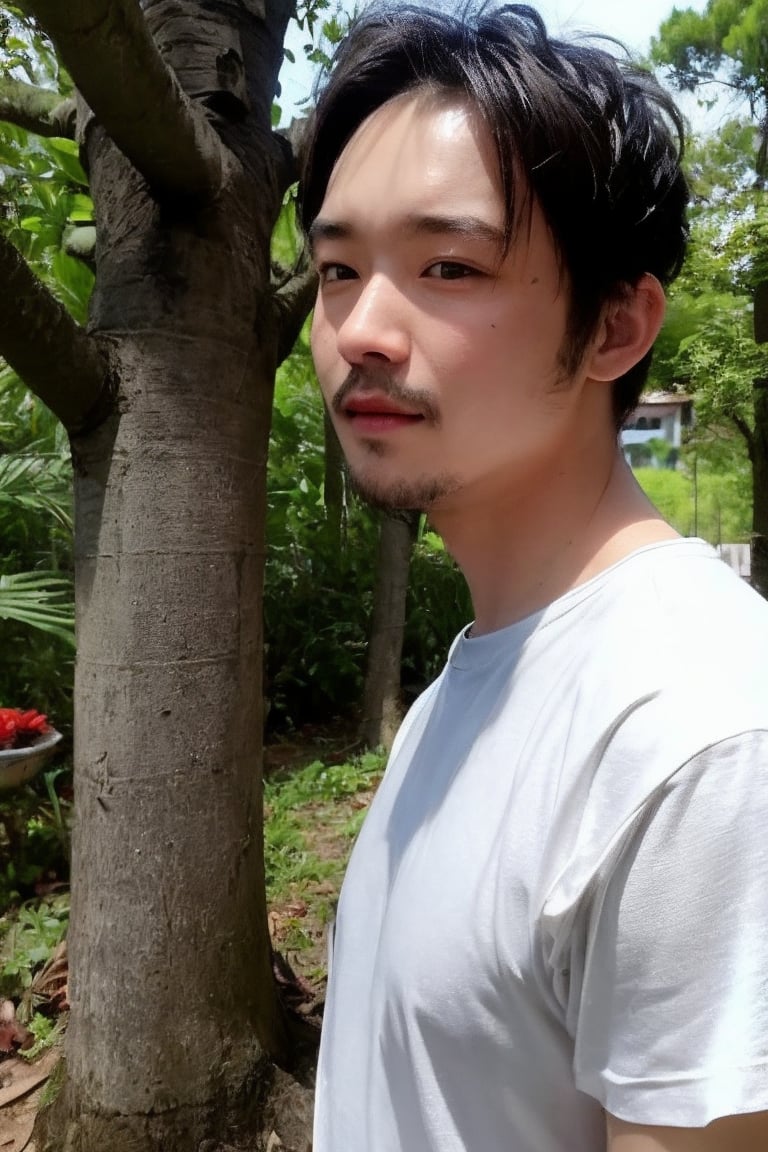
[25,0,225,201]
[751,380,768,599]
[274,263,318,366]
[0,231,112,435]
[24,1,308,1149]
[361,512,418,751]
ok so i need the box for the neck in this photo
[429,437,678,636]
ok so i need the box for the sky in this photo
[278,0,723,128]
[525,0,708,53]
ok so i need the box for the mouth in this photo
[342,392,426,432]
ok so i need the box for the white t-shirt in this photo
[313,540,768,1151]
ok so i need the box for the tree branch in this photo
[272,262,317,365]
[23,0,226,202]
[0,77,75,137]
[274,116,309,193]
[0,232,113,434]
[731,411,755,458]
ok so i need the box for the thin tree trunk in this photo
[361,512,418,751]
[751,380,768,599]
[323,408,345,552]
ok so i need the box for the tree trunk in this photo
[751,380,768,599]
[34,2,304,1148]
[361,512,418,751]
[323,408,345,552]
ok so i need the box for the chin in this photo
[349,469,459,514]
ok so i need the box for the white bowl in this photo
[0,728,63,790]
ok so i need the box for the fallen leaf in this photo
[0,1067,51,1152]
[0,1101,34,1151]
[0,1048,59,1109]
[283,901,307,919]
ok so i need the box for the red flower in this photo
[0,707,51,750]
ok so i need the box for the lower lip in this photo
[347,413,423,434]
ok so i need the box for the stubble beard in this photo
[332,366,460,514]
[347,451,459,515]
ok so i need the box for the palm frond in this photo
[0,571,75,646]
[0,450,73,532]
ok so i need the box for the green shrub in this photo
[0,893,69,1002]
[0,767,71,909]
[0,377,75,736]
[635,460,751,543]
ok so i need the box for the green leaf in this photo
[270,196,301,266]
[49,251,94,324]
[45,137,79,158]
[306,47,331,69]
[67,192,93,222]
[43,138,87,186]
[0,451,73,532]
[322,16,345,45]
[0,572,75,646]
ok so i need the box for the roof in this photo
[635,391,692,407]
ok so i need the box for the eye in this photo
[423,261,477,280]
[319,262,358,283]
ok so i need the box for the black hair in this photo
[299,2,689,429]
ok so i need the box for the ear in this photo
[585,274,666,382]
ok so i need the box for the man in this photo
[299,4,768,1150]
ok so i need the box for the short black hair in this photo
[299,2,689,429]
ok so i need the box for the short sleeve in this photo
[573,730,768,1126]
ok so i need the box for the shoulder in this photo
[585,539,768,656]
[562,540,768,751]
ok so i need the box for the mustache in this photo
[332,367,440,424]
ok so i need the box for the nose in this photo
[335,275,411,366]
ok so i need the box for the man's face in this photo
[309,90,588,515]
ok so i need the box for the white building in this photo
[621,391,693,467]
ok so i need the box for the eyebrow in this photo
[307,212,506,252]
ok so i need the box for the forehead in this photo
[317,90,506,226]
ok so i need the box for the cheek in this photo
[309,301,325,361]
[423,317,491,375]
[310,307,338,382]
[310,326,350,421]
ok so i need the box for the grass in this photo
[264,748,385,982]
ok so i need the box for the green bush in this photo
[634,459,751,543]
[0,372,75,736]
[0,892,69,1001]
[0,768,71,910]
